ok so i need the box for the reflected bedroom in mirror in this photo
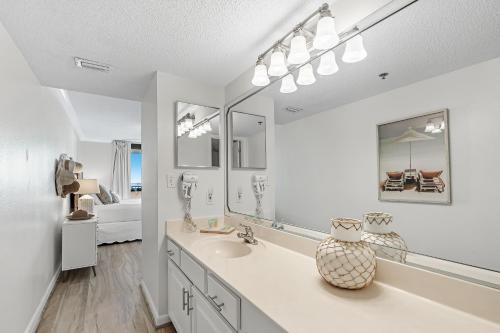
[176,101,220,168]
[226,0,500,288]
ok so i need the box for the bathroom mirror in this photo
[230,111,267,169]
[227,0,500,287]
[176,101,220,168]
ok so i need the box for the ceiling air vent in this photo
[74,57,111,72]
[284,106,303,113]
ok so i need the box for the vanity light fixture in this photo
[313,7,339,50]
[342,34,367,63]
[280,74,298,93]
[251,57,270,86]
[288,31,310,65]
[317,50,339,75]
[251,3,368,93]
[297,63,316,85]
[268,46,288,76]
[425,117,445,133]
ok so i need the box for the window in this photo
[130,144,142,191]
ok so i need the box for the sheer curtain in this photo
[111,140,131,199]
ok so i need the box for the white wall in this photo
[275,57,500,271]
[227,96,275,220]
[141,71,225,319]
[77,141,113,188]
[0,22,79,333]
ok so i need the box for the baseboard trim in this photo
[140,280,170,327]
[25,264,61,333]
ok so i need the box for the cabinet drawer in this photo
[207,274,240,330]
[180,250,206,292]
[167,239,181,266]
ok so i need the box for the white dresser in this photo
[62,217,98,275]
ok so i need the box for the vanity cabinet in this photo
[168,251,236,333]
[168,261,192,333]
[167,237,285,333]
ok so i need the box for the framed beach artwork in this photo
[377,109,451,204]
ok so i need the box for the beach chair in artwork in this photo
[384,171,405,192]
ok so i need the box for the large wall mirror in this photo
[176,101,220,168]
[226,0,500,288]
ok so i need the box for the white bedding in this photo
[95,199,141,224]
[95,199,142,244]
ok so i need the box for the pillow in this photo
[387,171,403,179]
[110,191,121,203]
[96,184,113,204]
[420,170,443,179]
[90,193,103,205]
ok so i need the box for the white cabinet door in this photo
[192,287,234,333]
[168,261,192,333]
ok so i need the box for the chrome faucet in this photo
[272,219,284,230]
[237,224,258,245]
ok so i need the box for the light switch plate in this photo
[166,174,177,188]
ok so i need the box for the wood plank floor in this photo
[37,241,176,333]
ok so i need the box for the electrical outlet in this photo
[166,174,177,188]
[206,187,215,205]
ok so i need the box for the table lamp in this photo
[76,179,99,214]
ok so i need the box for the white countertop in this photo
[166,220,500,333]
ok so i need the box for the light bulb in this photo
[317,51,339,75]
[204,122,212,132]
[313,15,339,50]
[184,117,194,129]
[342,35,367,63]
[177,126,183,137]
[280,74,297,94]
[297,64,316,85]
[198,126,207,134]
[287,35,310,65]
[440,120,445,130]
[268,49,288,76]
[251,61,270,86]
[425,120,434,133]
[188,130,196,138]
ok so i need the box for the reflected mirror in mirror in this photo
[226,0,500,287]
[230,111,266,169]
[176,101,220,168]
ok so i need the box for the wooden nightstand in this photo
[62,216,98,276]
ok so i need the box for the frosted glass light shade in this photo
[268,50,288,76]
[287,35,310,64]
[251,63,270,86]
[184,117,194,129]
[297,64,316,85]
[342,35,367,63]
[280,74,297,93]
[313,16,339,50]
[317,51,339,75]
[188,130,197,138]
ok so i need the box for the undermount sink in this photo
[193,238,252,259]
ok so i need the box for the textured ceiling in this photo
[256,0,500,124]
[64,90,141,142]
[0,0,338,100]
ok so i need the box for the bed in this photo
[95,199,142,245]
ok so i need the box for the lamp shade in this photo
[313,16,339,50]
[268,50,288,76]
[251,63,270,86]
[287,35,310,65]
[297,64,316,85]
[342,35,367,63]
[317,51,339,75]
[76,179,99,194]
[280,74,297,93]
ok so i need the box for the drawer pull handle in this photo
[187,292,194,315]
[182,288,188,311]
[209,295,224,311]
[167,250,175,256]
